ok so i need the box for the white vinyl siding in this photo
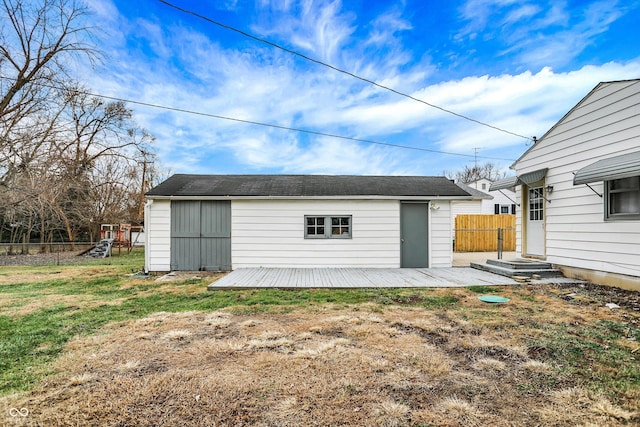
[514,80,640,277]
[451,200,483,216]
[430,201,453,268]
[484,188,517,213]
[231,199,401,268]
[146,197,458,271]
[145,199,171,272]
[232,199,454,268]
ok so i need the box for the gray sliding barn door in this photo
[171,200,231,271]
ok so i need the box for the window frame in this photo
[528,187,544,222]
[605,176,640,221]
[304,215,352,239]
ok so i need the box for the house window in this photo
[305,216,352,238]
[606,176,640,220]
[528,187,544,221]
[494,204,515,214]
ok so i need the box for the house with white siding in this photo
[451,180,517,251]
[468,178,517,214]
[451,182,493,218]
[144,174,472,272]
[491,79,640,290]
[452,179,517,219]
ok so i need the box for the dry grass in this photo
[2,296,638,427]
[1,260,639,427]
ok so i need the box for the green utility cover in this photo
[478,295,510,303]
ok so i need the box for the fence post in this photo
[497,228,503,259]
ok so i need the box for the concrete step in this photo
[471,261,564,278]
[487,258,554,270]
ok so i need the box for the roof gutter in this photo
[145,195,474,201]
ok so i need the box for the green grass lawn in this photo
[0,251,459,395]
[0,251,638,417]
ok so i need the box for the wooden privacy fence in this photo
[454,214,516,252]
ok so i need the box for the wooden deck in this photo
[208,267,519,289]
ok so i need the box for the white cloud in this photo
[457,0,520,38]
[503,4,542,25]
[75,0,640,177]
[456,0,628,69]
[254,0,356,64]
[427,62,640,153]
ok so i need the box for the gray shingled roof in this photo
[456,182,493,200]
[146,174,471,198]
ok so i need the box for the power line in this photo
[157,0,533,142]
[0,76,517,161]
[71,89,517,161]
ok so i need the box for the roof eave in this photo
[512,81,608,168]
[146,195,473,201]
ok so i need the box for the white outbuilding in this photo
[144,174,472,272]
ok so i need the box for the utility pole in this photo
[471,147,483,188]
[472,147,483,169]
[137,152,153,222]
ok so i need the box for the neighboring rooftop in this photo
[146,174,472,198]
[456,182,493,200]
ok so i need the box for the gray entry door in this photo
[171,200,231,271]
[400,203,429,268]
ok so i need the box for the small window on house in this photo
[306,216,325,236]
[495,204,513,214]
[305,216,352,238]
[606,176,640,220]
[482,183,487,190]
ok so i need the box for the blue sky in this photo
[80,0,640,177]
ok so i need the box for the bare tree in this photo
[444,162,507,184]
[0,0,95,116]
[0,0,96,187]
[48,89,154,241]
[0,0,163,246]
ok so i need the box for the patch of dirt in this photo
[546,282,640,312]
[153,271,226,282]
[2,303,637,427]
